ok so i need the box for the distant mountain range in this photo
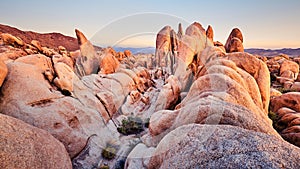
[245,48,300,57]
[114,47,300,57]
[113,46,155,55]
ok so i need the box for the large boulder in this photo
[74,29,99,77]
[148,124,300,169]
[0,114,72,169]
[0,33,24,47]
[225,28,244,53]
[0,61,115,158]
[280,60,299,80]
[99,49,120,74]
[206,25,214,42]
[0,59,7,87]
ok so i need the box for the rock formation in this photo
[206,25,214,42]
[270,92,300,147]
[225,28,244,53]
[74,29,99,77]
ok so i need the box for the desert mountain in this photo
[0,24,79,51]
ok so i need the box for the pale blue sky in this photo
[1,0,300,48]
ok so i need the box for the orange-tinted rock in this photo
[0,114,72,169]
[227,37,244,53]
[206,25,214,42]
[280,60,299,80]
[99,49,120,74]
[270,88,282,98]
[270,92,300,113]
[225,28,244,53]
[0,60,7,87]
[0,33,24,47]
[124,50,132,57]
[31,40,42,52]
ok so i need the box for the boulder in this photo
[0,62,114,158]
[125,143,155,169]
[53,62,75,93]
[270,92,300,113]
[124,50,132,57]
[270,92,300,147]
[154,75,181,111]
[148,124,300,169]
[280,60,299,80]
[226,37,244,53]
[99,49,120,74]
[206,25,214,42]
[155,25,172,68]
[0,33,24,47]
[0,59,7,87]
[0,114,72,169]
[225,28,244,53]
[31,40,42,52]
[74,29,99,77]
[52,54,74,69]
[270,88,282,97]
[225,52,270,114]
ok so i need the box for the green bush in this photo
[117,116,144,135]
[268,110,286,132]
[101,142,119,160]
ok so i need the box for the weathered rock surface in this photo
[0,61,117,159]
[125,143,155,169]
[0,114,72,169]
[148,124,300,169]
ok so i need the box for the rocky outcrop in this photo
[0,114,72,169]
[0,33,24,47]
[155,26,179,75]
[270,92,300,147]
[0,60,7,87]
[206,25,214,42]
[225,28,244,53]
[99,48,120,74]
[74,29,99,77]
[148,124,300,169]
[149,47,275,143]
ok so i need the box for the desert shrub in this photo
[117,116,144,135]
[101,142,119,160]
[268,110,286,132]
